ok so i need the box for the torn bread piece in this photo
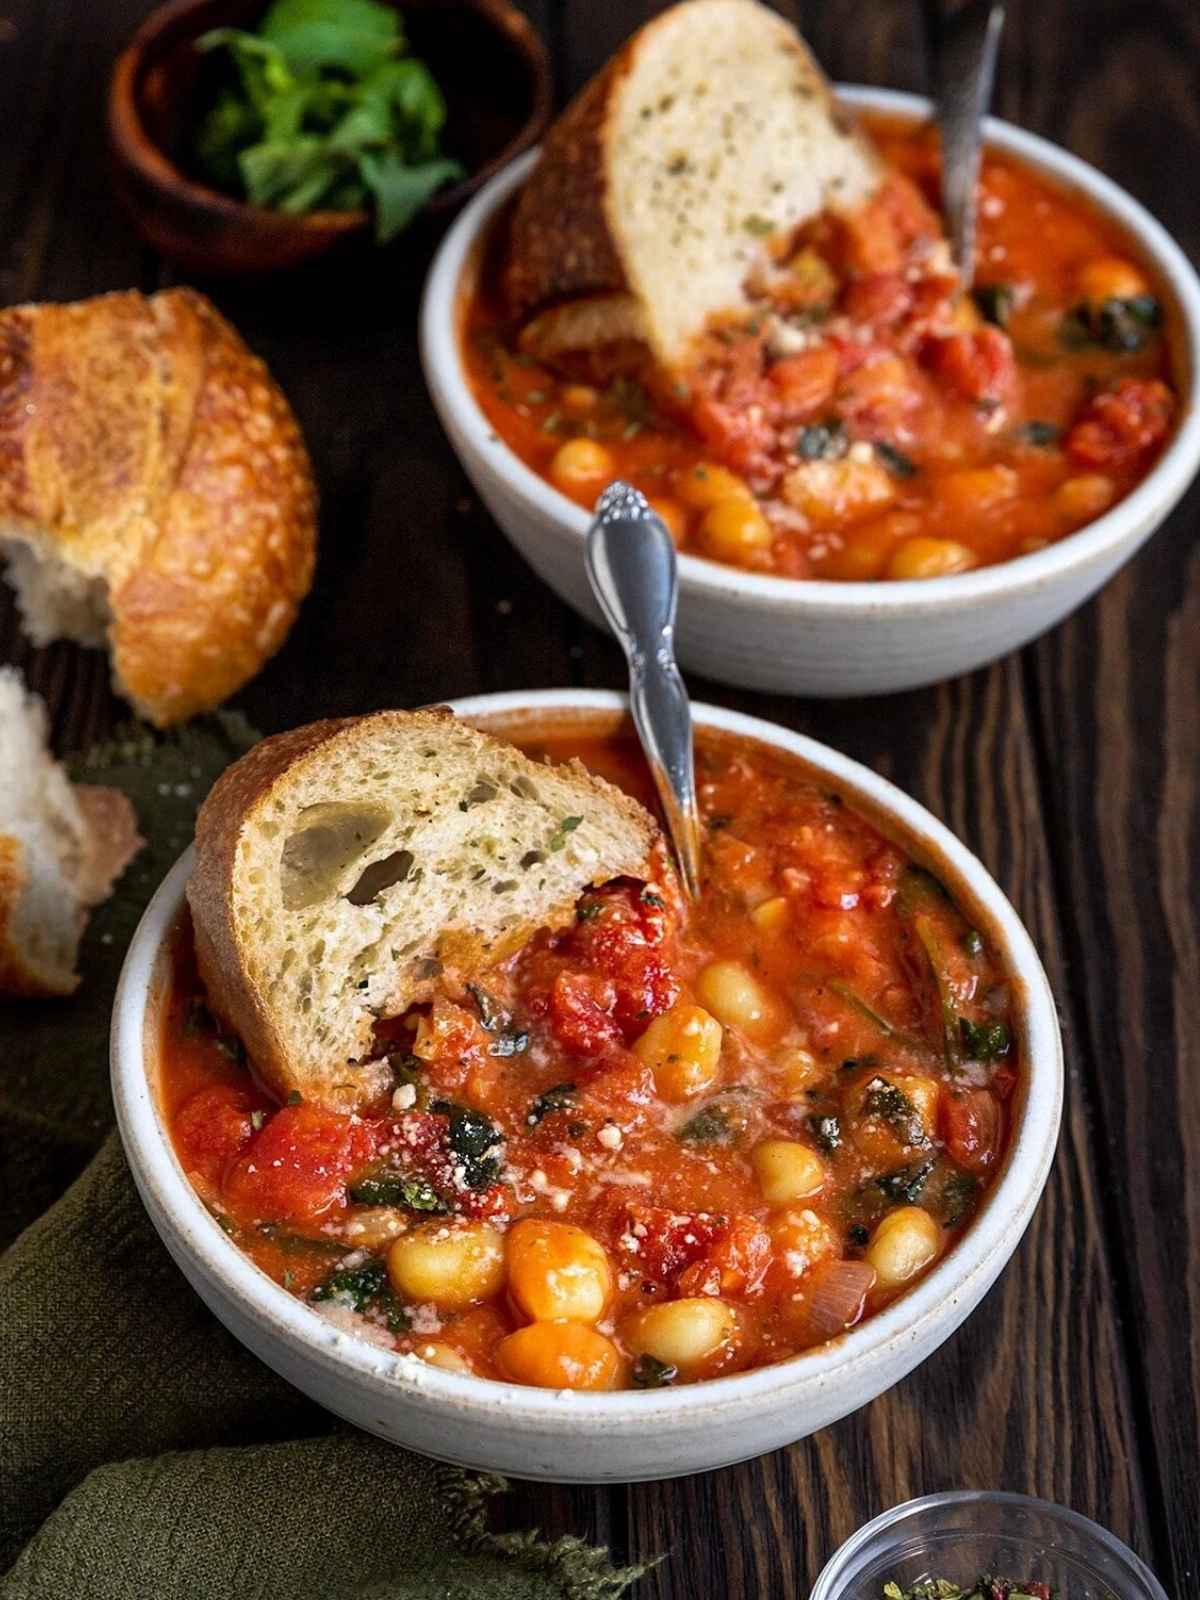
[187,708,661,1111]
[0,668,142,996]
[505,0,883,368]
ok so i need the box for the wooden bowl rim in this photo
[108,0,552,237]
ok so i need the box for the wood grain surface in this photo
[1,0,1196,1593]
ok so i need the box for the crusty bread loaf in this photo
[0,288,317,727]
[187,708,660,1111]
[505,0,882,367]
[0,668,141,996]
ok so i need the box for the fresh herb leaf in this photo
[875,441,917,478]
[359,151,463,242]
[548,815,584,851]
[632,1354,678,1387]
[972,282,1016,327]
[527,1082,578,1126]
[958,1015,1011,1061]
[259,0,402,76]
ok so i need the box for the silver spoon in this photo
[924,0,1005,290]
[586,481,702,900]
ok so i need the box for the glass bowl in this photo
[811,1491,1168,1600]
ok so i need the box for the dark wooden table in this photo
[3,1,1197,1594]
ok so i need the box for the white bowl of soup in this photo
[112,690,1062,1482]
[421,89,1200,696]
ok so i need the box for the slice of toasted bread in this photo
[505,0,882,368]
[0,668,141,996]
[187,708,660,1111]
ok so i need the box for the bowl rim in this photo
[420,85,1200,614]
[809,1489,1171,1600]
[111,689,1063,1430]
[108,0,553,231]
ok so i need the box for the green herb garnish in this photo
[311,1256,409,1330]
[1059,295,1161,353]
[432,1101,503,1189]
[194,0,463,242]
[861,1076,931,1149]
[549,815,584,851]
[527,1082,577,1126]
[958,1016,1011,1061]
[875,1157,935,1204]
[632,1354,678,1387]
[348,1171,446,1211]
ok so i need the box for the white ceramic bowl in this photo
[112,690,1062,1483]
[420,88,1200,697]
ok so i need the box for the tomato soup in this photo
[161,729,1020,1392]
[463,116,1177,580]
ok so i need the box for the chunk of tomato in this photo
[547,970,623,1057]
[1066,377,1173,469]
[225,1103,376,1224]
[174,1084,263,1189]
[926,326,1017,409]
[940,1088,1002,1175]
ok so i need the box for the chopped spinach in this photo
[465,983,528,1056]
[632,1354,678,1388]
[862,1076,931,1149]
[311,1256,409,1331]
[959,1016,1011,1061]
[972,282,1017,327]
[1060,295,1161,353]
[796,418,847,461]
[808,1112,842,1155]
[527,1082,578,1126]
[348,1170,446,1211]
[433,1101,504,1189]
[875,441,917,478]
[875,1157,935,1204]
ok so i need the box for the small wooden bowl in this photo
[108,0,552,276]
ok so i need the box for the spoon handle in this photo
[926,0,1005,289]
[586,482,702,899]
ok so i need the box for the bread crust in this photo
[0,289,317,726]
[0,834,72,997]
[187,709,661,1107]
[504,0,880,364]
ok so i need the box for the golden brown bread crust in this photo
[506,61,630,316]
[187,708,661,1107]
[187,714,357,1093]
[0,288,317,726]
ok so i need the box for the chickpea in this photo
[548,437,614,495]
[633,1002,724,1101]
[781,458,895,528]
[342,1207,409,1250]
[767,1207,840,1282]
[673,461,754,509]
[937,464,1018,518]
[886,537,977,580]
[822,510,922,581]
[697,498,773,564]
[496,1321,622,1390]
[1076,256,1151,310]
[695,960,788,1042]
[866,1205,941,1288]
[750,895,790,933]
[622,1297,739,1376]
[387,1220,505,1311]
[561,383,599,415]
[648,496,688,545]
[752,1139,828,1204]
[414,1340,475,1375]
[506,1219,612,1324]
[1053,474,1116,524]
[772,1042,824,1097]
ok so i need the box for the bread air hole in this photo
[279,803,392,910]
[345,848,414,906]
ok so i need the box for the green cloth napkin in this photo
[0,718,642,1600]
